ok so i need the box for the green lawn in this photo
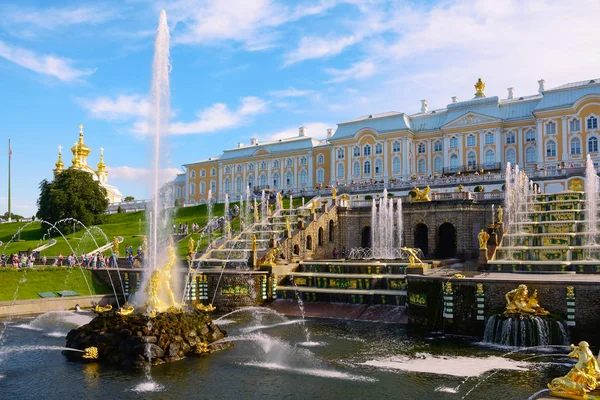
[1,197,307,259]
[0,267,112,301]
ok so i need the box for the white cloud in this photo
[283,35,360,65]
[325,61,376,83]
[269,87,315,98]
[133,96,269,135]
[80,95,149,121]
[0,40,95,82]
[108,166,181,183]
[1,5,116,30]
[262,122,333,142]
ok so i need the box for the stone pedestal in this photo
[478,248,488,270]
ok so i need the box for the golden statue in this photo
[412,186,431,202]
[194,302,216,312]
[92,304,112,314]
[504,284,549,316]
[145,238,179,312]
[285,217,291,235]
[83,347,99,360]
[261,246,280,267]
[116,302,134,316]
[142,236,148,254]
[474,77,486,97]
[188,236,195,255]
[310,201,316,215]
[476,283,484,295]
[478,229,490,250]
[567,286,575,299]
[252,234,257,253]
[112,237,120,255]
[497,206,503,224]
[548,341,600,399]
[332,186,337,200]
[401,247,425,267]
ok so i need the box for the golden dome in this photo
[54,145,64,173]
[97,147,107,173]
[71,124,91,158]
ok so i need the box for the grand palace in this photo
[173,78,600,204]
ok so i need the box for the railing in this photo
[442,162,502,175]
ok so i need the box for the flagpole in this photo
[7,138,11,222]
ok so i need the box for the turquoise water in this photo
[0,310,571,399]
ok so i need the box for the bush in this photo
[364,195,373,200]
[408,190,417,197]
[117,206,123,213]
[387,193,394,197]
[474,185,484,193]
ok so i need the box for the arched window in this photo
[363,144,371,156]
[200,169,206,177]
[588,116,598,130]
[353,146,360,157]
[210,180,216,193]
[200,182,206,194]
[260,174,266,187]
[392,157,401,173]
[300,170,307,185]
[190,170,196,178]
[211,168,216,176]
[485,132,494,144]
[224,178,230,192]
[363,160,371,174]
[570,137,581,155]
[189,182,196,195]
[353,161,360,176]
[176,187,181,198]
[450,137,458,148]
[417,142,426,153]
[450,154,458,171]
[467,152,476,168]
[306,235,312,250]
[248,175,254,188]
[570,118,581,132]
[260,161,267,170]
[273,172,279,188]
[337,163,344,178]
[525,129,536,142]
[546,121,556,135]
[316,168,325,183]
[286,171,293,186]
[236,164,242,173]
[273,160,280,168]
[236,177,242,191]
[506,148,516,165]
[417,158,426,174]
[392,141,401,152]
[526,147,536,164]
[375,143,383,154]
[434,140,442,152]
[248,163,254,171]
[485,150,495,167]
[589,137,599,153]
[286,158,293,167]
[224,166,231,174]
[467,135,476,147]
[337,148,345,159]
[434,156,442,173]
[302,156,309,165]
[372,159,380,174]
[506,132,516,144]
[318,227,324,246]
[546,141,557,157]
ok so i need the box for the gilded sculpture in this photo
[188,236,195,256]
[476,283,484,295]
[83,347,99,360]
[478,229,490,250]
[412,186,431,202]
[497,206,503,224]
[548,341,600,399]
[567,286,575,299]
[261,246,280,267]
[116,302,135,316]
[113,236,120,255]
[401,247,425,267]
[504,284,549,316]
[92,304,112,314]
[145,238,179,312]
[332,186,337,200]
[252,234,257,253]
[474,78,486,97]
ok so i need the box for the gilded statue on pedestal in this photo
[401,247,425,267]
[261,246,280,267]
[504,284,549,316]
[113,237,120,255]
[332,186,337,200]
[252,234,257,253]
[478,229,490,250]
[412,186,431,202]
[145,238,179,312]
[548,341,600,399]
[497,206,503,224]
[92,304,113,314]
[188,236,195,256]
[116,302,134,316]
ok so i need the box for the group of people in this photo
[331,246,347,259]
[1,253,40,268]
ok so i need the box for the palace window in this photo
[200,182,206,194]
[286,171,293,186]
[485,132,494,145]
[224,178,230,192]
[316,168,325,184]
[190,170,196,178]
[375,159,382,174]
[211,168,216,176]
[224,166,231,174]
[570,118,581,132]
[236,177,242,192]
[434,156,443,173]
[434,140,443,152]
[392,157,401,173]
[176,186,181,199]
[248,163,254,171]
[450,154,458,172]
[417,158,426,174]
[546,141,557,157]
[260,161,267,170]
[353,146,360,157]
[363,160,371,175]
[506,132,516,144]
[353,161,360,176]
[300,170,307,185]
[189,182,196,195]
[467,135,476,147]
[260,174,266,187]
[570,138,581,155]
[363,144,371,156]
[337,163,345,178]
[273,160,280,168]
[589,137,599,153]
[210,180,216,192]
[248,176,254,188]
[302,156,309,165]
[337,148,345,159]
[236,165,242,173]
[449,137,458,149]
[526,147,536,164]
[467,152,476,168]
[286,158,292,167]
[200,169,206,177]
[485,150,495,167]
[375,143,383,155]
[588,116,598,130]
[525,129,536,142]
[546,121,557,135]
[392,141,401,152]
[506,148,516,165]
[417,142,426,154]
[273,172,279,188]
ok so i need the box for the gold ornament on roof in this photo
[97,147,106,173]
[504,284,549,316]
[474,78,486,98]
[54,145,64,173]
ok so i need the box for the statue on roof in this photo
[474,78,486,98]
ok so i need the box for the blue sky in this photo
[1,0,600,216]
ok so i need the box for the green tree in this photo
[36,169,109,233]
[123,195,135,202]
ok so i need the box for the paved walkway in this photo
[420,268,600,283]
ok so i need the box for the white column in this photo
[330,147,335,184]
[347,145,351,183]
[267,161,272,189]
[457,133,463,168]
[217,162,222,201]
[478,130,485,165]
[536,118,544,164]
[308,151,314,188]
[383,140,389,183]
[185,170,190,203]
[495,128,503,164]
[402,137,409,178]
[280,159,284,190]
[561,116,568,161]
[443,136,450,168]
[516,128,523,166]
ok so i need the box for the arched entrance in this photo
[318,227,324,246]
[437,222,457,258]
[361,226,372,248]
[306,235,312,250]
[414,223,428,256]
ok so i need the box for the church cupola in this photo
[71,124,91,166]
[53,145,64,177]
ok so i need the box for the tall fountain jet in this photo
[141,10,174,307]
[371,189,403,259]
[585,154,599,259]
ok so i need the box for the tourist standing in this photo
[332,247,338,259]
